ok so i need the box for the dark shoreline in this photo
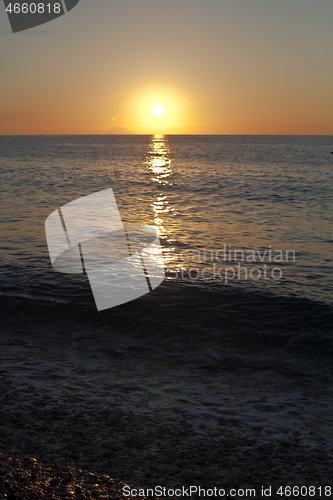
[1,339,333,500]
[1,405,333,500]
[1,294,333,499]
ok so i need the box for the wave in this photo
[1,281,332,361]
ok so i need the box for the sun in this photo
[152,104,164,117]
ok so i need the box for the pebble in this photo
[50,477,59,487]
[0,451,127,500]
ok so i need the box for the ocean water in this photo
[1,135,333,453]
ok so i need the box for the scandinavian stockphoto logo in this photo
[4,0,80,33]
[45,189,165,311]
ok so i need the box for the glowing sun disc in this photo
[152,104,164,116]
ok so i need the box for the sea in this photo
[1,135,333,455]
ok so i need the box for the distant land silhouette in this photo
[105,127,134,135]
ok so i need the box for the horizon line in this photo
[1,133,333,137]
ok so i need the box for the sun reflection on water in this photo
[147,134,173,185]
[145,135,174,238]
[144,135,178,270]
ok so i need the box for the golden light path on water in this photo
[145,135,176,271]
[146,135,173,236]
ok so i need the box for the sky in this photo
[0,0,332,135]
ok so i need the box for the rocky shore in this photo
[1,312,333,499]
[0,451,124,500]
[1,392,333,500]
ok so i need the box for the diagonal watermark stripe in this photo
[45,188,165,311]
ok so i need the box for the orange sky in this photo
[0,0,332,135]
